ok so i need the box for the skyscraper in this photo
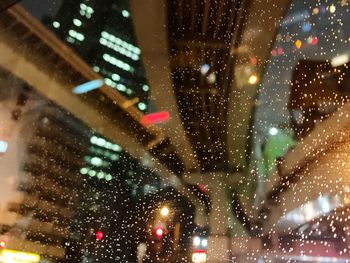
[46,0,150,113]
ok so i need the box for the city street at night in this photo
[1,0,350,262]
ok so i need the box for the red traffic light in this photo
[95,231,104,241]
[154,226,165,238]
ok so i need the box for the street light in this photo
[160,206,170,217]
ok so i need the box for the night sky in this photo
[21,0,63,19]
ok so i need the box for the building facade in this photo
[46,0,150,113]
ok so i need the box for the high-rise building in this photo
[0,67,161,262]
[46,0,150,113]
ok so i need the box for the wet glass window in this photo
[0,0,349,262]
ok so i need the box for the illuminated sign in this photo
[192,250,207,263]
[0,249,40,263]
[140,111,170,126]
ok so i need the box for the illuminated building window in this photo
[73,18,82,27]
[80,3,94,18]
[102,53,134,72]
[138,102,147,111]
[122,10,130,18]
[69,29,85,41]
[66,36,75,43]
[101,31,141,56]
[99,37,140,61]
[116,83,126,92]
[52,21,60,28]
[80,167,113,181]
[112,73,120,81]
[90,135,122,152]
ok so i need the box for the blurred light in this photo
[122,10,130,17]
[250,57,257,65]
[0,240,5,248]
[277,47,283,55]
[192,250,207,263]
[248,74,259,85]
[193,236,201,247]
[207,72,216,84]
[160,206,170,217]
[331,54,349,67]
[155,226,165,238]
[200,64,210,75]
[201,239,208,247]
[72,79,104,94]
[73,18,82,27]
[91,157,103,166]
[312,7,319,15]
[95,231,104,241]
[269,127,278,136]
[88,170,96,177]
[0,249,40,263]
[302,22,311,32]
[0,140,8,153]
[329,4,336,13]
[271,49,277,57]
[295,39,302,49]
[198,184,209,193]
[311,36,318,45]
[142,85,149,92]
[140,111,170,126]
[80,168,88,174]
[138,102,147,111]
[52,21,60,28]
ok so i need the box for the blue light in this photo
[72,79,104,94]
[302,22,311,32]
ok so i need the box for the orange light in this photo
[248,74,259,85]
[295,39,302,49]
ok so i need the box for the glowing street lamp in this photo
[248,74,259,85]
[160,206,170,217]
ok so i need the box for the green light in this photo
[53,21,60,28]
[142,85,149,92]
[97,138,106,146]
[80,167,88,174]
[88,170,96,177]
[122,10,130,17]
[138,102,147,111]
[110,154,119,161]
[73,18,82,27]
[117,84,126,92]
[105,174,113,181]
[97,172,104,179]
[91,157,103,166]
[112,144,122,151]
[112,74,120,81]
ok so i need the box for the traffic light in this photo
[154,226,165,239]
[95,230,104,241]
